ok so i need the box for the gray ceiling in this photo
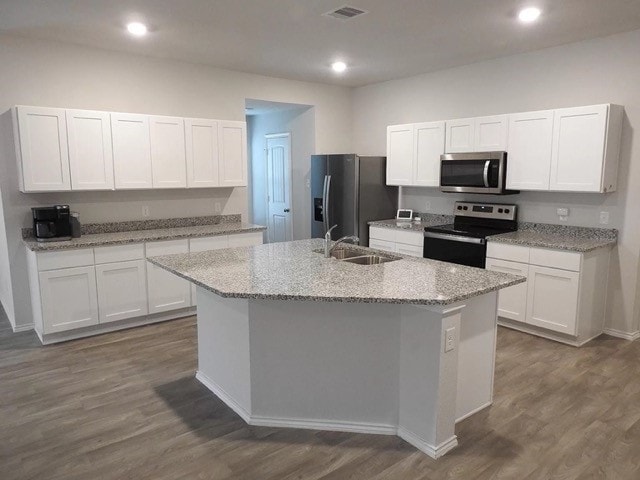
[1,0,640,87]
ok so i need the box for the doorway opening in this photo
[245,99,315,243]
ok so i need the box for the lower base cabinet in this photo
[39,266,99,334]
[96,260,148,323]
[486,242,610,345]
[146,239,192,314]
[369,226,423,257]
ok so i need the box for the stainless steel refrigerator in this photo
[311,154,397,246]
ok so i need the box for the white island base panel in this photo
[194,288,498,459]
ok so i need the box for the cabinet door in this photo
[66,109,114,191]
[386,124,414,186]
[445,118,475,153]
[475,115,508,152]
[526,265,579,335]
[218,121,247,187]
[414,121,445,186]
[185,118,220,188]
[550,105,608,192]
[111,113,153,189]
[16,106,71,192]
[369,239,396,253]
[485,258,528,323]
[506,110,554,190]
[189,236,229,306]
[146,240,191,313]
[150,116,187,188]
[95,260,147,323]
[39,266,99,334]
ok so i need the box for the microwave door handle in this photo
[483,161,490,187]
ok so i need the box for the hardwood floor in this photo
[1,307,639,479]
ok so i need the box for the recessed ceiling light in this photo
[518,7,541,23]
[127,22,148,37]
[332,61,347,73]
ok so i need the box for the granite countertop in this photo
[147,239,524,306]
[24,222,266,252]
[487,225,617,253]
[369,214,453,233]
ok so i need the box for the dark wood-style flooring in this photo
[1,307,639,479]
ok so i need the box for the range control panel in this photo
[453,202,517,221]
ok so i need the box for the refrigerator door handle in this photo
[322,175,328,233]
[323,175,332,234]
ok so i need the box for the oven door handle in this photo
[424,231,486,245]
[483,160,490,188]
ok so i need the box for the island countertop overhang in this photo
[147,239,525,306]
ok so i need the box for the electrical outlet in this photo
[214,202,221,214]
[557,207,569,222]
[445,327,456,353]
[142,206,150,218]
[600,211,610,225]
[424,201,431,212]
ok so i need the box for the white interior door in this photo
[266,134,292,243]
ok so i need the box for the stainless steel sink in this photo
[341,255,396,265]
[328,248,366,260]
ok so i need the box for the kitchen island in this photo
[148,239,524,458]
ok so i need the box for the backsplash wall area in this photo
[352,29,640,336]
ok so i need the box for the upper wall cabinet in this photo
[13,105,248,193]
[149,115,187,189]
[387,121,445,187]
[14,106,71,192]
[111,113,153,190]
[506,110,554,191]
[218,121,248,187]
[185,118,220,188]
[66,109,114,191]
[445,115,508,153]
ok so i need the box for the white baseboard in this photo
[12,323,34,333]
[603,328,640,341]
[195,371,251,423]
[250,415,397,436]
[397,427,458,459]
[456,401,492,423]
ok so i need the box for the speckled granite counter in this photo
[368,214,452,233]
[24,220,266,252]
[488,223,617,252]
[148,238,524,306]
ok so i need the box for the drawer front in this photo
[145,239,189,257]
[369,239,396,253]
[529,247,581,272]
[395,230,423,247]
[37,248,95,271]
[190,235,229,252]
[396,243,423,257]
[94,243,144,264]
[485,258,528,323]
[230,232,263,247]
[369,226,396,242]
[486,242,530,263]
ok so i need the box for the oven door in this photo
[440,153,505,194]
[423,232,487,268]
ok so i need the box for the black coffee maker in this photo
[32,205,72,242]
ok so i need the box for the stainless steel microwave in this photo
[440,151,517,195]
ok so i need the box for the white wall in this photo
[248,107,315,241]
[0,33,352,329]
[352,29,640,335]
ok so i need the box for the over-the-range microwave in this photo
[440,151,518,195]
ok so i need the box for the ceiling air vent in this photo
[323,5,369,21]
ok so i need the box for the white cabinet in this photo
[526,265,579,335]
[550,105,623,193]
[486,242,611,345]
[66,109,114,191]
[386,122,445,187]
[94,244,147,324]
[230,231,264,247]
[39,266,99,334]
[369,226,423,257]
[111,113,153,189]
[150,116,187,188]
[185,118,220,188]
[445,115,508,153]
[14,106,71,192]
[485,258,528,323]
[219,121,247,187]
[506,110,554,190]
[146,240,192,313]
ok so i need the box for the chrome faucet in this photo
[324,225,359,258]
